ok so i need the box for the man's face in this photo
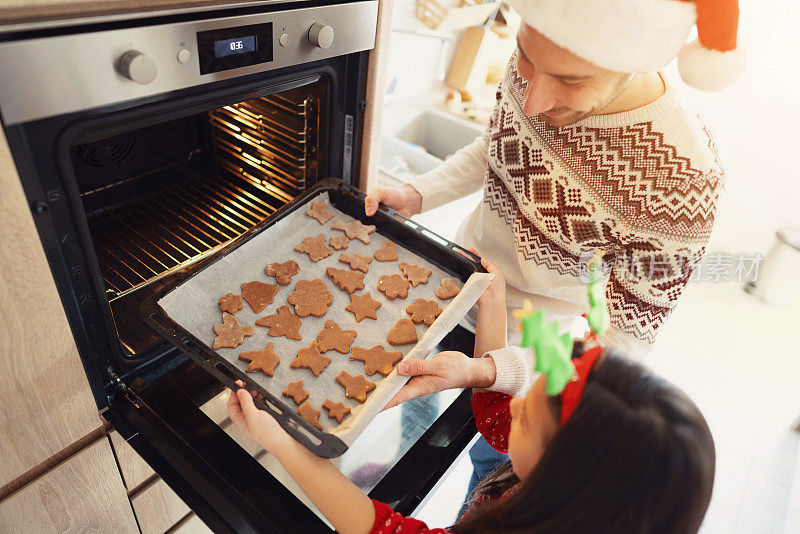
[516,24,631,127]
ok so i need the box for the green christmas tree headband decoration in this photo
[516,252,610,396]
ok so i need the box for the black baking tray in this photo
[141,178,484,457]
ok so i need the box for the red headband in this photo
[559,346,604,425]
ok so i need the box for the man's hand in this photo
[364,184,423,217]
[382,351,496,410]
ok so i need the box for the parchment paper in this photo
[159,192,491,447]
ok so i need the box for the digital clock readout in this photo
[213,35,257,58]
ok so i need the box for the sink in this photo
[380,108,484,183]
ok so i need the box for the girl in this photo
[227,260,715,533]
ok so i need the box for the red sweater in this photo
[369,392,512,534]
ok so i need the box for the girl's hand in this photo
[227,381,294,455]
[478,257,506,307]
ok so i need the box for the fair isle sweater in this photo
[410,55,725,395]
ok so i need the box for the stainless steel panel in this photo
[0,1,378,125]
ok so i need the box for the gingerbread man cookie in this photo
[345,292,382,322]
[406,298,443,326]
[316,320,357,354]
[290,341,332,377]
[435,277,461,299]
[335,371,376,403]
[213,313,254,350]
[322,399,351,423]
[329,234,349,251]
[294,234,333,262]
[373,241,398,262]
[282,379,309,405]
[398,262,432,287]
[339,253,372,273]
[350,345,404,376]
[331,218,376,244]
[218,293,243,314]
[264,260,300,286]
[325,267,365,294]
[238,343,280,377]
[387,318,418,346]
[377,274,409,300]
[255,305,302,340]
[298,401,324,431]
[241,281,279,314]
[305,198,334,225]
[287,279,333,317]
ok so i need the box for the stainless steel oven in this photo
[0,2,478,532]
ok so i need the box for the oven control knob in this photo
[308,22,334,49]
[117,50,157,85]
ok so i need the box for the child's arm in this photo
[473,258,507,361]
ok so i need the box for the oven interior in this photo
[74,79,326,302]
[68,79,327,358]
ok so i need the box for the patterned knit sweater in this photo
[410,55,724,367]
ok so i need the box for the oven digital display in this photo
[197,23,273,74]
[214,36,257,58]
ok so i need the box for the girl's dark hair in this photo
[452,346,715,534]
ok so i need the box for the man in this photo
[367,0,740,503]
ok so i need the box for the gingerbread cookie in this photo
[238,343,280,377]
[373,241,398,262]
[298,401,324,431]
[350,345,404,376]
[322,399,351,423]
[265,260,300,286]
[377,274,409,300]
[290,341,332,377]
[335,371,376,403]
[435,277,461,299]
[339,253,372,273]
[387,318,418,346]
[287,279,333,317]
[282,379,309,405]
[294,234,333,262]
[398,262,432,287]
[406,298,443,326]
[305,198,334,225]
[345,292,382,322]
[316,320,357,354]
[326,267,365,294]
[218,293,243,314]
[241,281,279,314]
[331,218,376,244]
[255,305,302,340]
[329,234,349,251]
[213,313,254,350]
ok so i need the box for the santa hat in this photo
[508,0,742,91]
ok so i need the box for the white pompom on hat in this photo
[508,0,742,91]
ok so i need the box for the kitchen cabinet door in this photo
[0,128,102,488]
[131,477,191,534]
[0,438,138,533]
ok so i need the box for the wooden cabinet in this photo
[0,439,138,533]
[109,431,156,491]
[131,478,191,534]
[0,126,102,490]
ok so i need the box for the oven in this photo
[0,2,478,532]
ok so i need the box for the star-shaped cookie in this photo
[305,198,334,224]
[322,399,351,423]
[290,341,332,377]
[255,305,302,340]
[335,371,376,403]
[350,345,404,376]
[345,292,382,322]
[282,379,309,405]
[238,343,280,377]
[331,218,376,244]
[316,320,357,353]
[213,313,254,350]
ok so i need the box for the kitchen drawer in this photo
[0,439,137,533]
[109,431,155,491]
[131,477,190,534]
